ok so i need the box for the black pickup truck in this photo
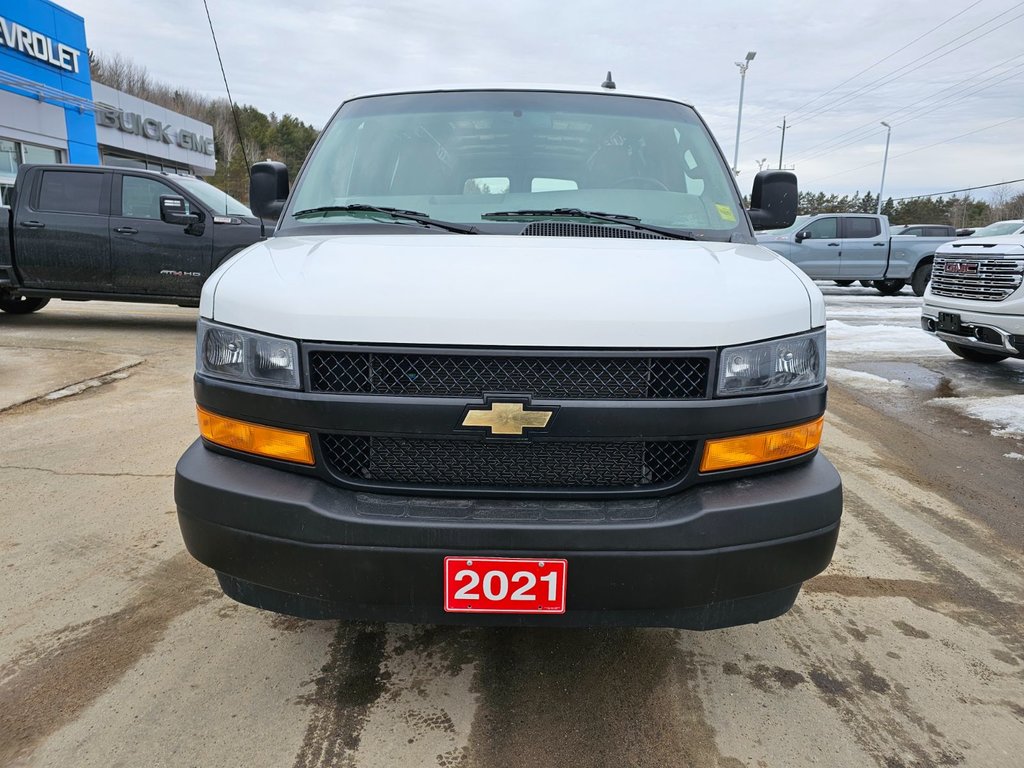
[0,165,263,314]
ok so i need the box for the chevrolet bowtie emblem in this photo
[461,402,553,435]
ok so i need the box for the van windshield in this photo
[285,90,746,239]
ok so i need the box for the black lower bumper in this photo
[175,442,842,629]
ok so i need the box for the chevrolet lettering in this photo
[174,84,843,629]
[0,15,81,72]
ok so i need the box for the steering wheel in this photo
[611,176,670,191]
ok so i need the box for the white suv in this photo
[923,235,1024,362]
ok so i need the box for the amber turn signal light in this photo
[197,406,315,465]
[700,416,824,473]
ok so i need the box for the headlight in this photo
[717,329,825,396]
[196,319,300,389]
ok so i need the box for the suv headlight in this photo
[196,319,300,389]
[717,329,825,397]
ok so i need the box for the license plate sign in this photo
[444,557,567,614]
[937,312,962,333]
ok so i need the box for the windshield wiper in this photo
[293,205,477,234]
[481,208,698,241]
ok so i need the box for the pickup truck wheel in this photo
[859,280,873,288]
[945,342,1008,363]
[911,263,932,297]
[873,279,906,296]
[0,296,50,314]
[834,280,855,286]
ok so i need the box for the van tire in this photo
[0,296,50,314]
[911,262,932,297]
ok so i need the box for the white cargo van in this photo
[174,85,842,629]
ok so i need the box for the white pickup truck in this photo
[922,235,1024,362]
[173,84,842,629]
[759,212,956,296]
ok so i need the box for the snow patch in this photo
[929,395,1024,439]
[826,306,923,320]
[829,367,909,391]
[827,320,949,357]
[1004,452,1024,461]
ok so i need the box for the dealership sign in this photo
[96,106,216,156]
[0,16,81,73]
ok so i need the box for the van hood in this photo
[204,234,821,347]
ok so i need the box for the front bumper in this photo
[175,441,843,628]
[921,302,1024,358]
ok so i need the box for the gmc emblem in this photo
[945,262,979,274]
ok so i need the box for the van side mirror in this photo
[160,196,199,226]
[747,170,798,231]
[250,161,289,220]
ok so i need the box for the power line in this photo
[740,0,987,145]
[789,64,1024,165]
[891,177,1024,201]
[202,0,251,180]
[788,3,1024,131]
[783,0,985,123]
[802,116,1021,184]
[787,52,1024,162]
[892,116,1020,160]
[744,2,1024,158]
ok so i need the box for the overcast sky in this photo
[62,0,1024,201]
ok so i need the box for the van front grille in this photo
[308,349,710,399]
[321,434,695,491]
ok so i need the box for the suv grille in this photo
[321,435,695,490]
[308,350,710,399]
[931,257,1024,301]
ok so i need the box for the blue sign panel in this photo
[0,0,98,163]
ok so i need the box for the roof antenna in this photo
[202,0,264,236]
[601,71,616,90]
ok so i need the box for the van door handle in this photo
[114,226,139,235]
[21,220,45,229]
[827,242,840,246]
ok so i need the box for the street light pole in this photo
[732,51,756,175]
[877,121,891,215]
[778,116,787,169]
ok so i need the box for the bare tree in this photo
[241,137,262,168]
[212,106,238,167]
[987,184,1012,223]
[94,52,152,97]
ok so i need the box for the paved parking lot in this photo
[1,293,1022,768]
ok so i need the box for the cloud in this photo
[63,0,1024,199]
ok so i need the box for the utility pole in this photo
[877,121,892,215]
[732,51,756,175]
[778,116,787,169]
